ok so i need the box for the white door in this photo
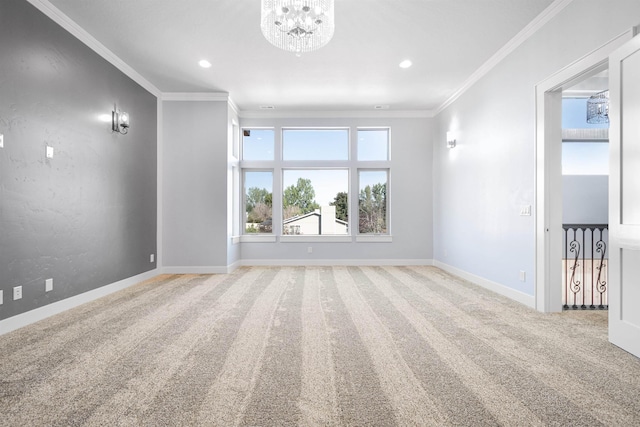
[609,34,640,358]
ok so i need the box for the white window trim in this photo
[280,235,352,243]
[240,234,278,243]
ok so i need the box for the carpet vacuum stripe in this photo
[1,266,639,426]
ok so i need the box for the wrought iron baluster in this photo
[581,227,586,309]
[564,227,569,309]
[590,226,595,309]
[568,229,582,309]
[595,226,607,310]
[562,224,608,310]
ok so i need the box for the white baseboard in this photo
[162,266,231,274]
[433,261,536,309]
[0,269,161,336]
[238,259,434,267]
[226,260,242,273]
[162,260,433,273]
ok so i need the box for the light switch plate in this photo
[45,278,53,292]
[46,145,54,159]
[520,205,531,216]
[0,290,3,305]
[0,133,4,148]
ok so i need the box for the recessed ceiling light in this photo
[399,59,412,69]
[198,59,212,68]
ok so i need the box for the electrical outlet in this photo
[0,133,4,148]
[45,278,53,292]
[519,271,526,282]
[307,246,313,254]
[13,286,22,300]
[0,290,3,305]
[150,254,155,263]
[45,145,54,159]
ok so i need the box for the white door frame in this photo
[534,29,634,313]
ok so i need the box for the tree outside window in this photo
[244,171,273,233]
[359,170,388,234]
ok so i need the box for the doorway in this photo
[534,29,633,313]
[560,73,610,310]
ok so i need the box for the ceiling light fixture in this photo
[586,90,609,124]
[198,59,212,68]
[261,0,335,56]
[399,59,413,69]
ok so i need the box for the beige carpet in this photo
[1,266,639,426]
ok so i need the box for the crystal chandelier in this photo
[261,0,335,56]
[586,90,609,124]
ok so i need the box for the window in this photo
[283,129,348,160]
[283,169,348,235]
[241,126,391,240]
[358,170,388,234]
[358,129,389,161]
[244,171,273,234]
[242,129,274,160]
[562,142,609,175]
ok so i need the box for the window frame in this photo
[240,125,391,243]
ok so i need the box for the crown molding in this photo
[435,0,574,115]
[238,109,436,119]
[26,0,162,98]
[228,97,241,116]
[160,92,230,102]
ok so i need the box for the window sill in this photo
[355,235,393,243]
[240,234,277,243]
[280,235,352,243]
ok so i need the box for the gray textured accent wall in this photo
[0,0,157,320]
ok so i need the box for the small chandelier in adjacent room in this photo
[261,0,335,56]
[586,90,609,124]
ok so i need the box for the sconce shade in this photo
[446,131,456,148]
[112,105,129,135]
[120,112,129,129]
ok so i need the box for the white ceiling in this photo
[47,0,557,113]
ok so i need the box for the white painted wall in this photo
[433,0,640,296]
[239,116,433,263]
[562,175,608,224]
[162,100,230,271]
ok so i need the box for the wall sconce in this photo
[112,105,130,135]
[446,131,456,148]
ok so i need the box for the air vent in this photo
[374,105,390,110]
[260,105,276,110]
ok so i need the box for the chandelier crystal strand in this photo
[261,0,335,55]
